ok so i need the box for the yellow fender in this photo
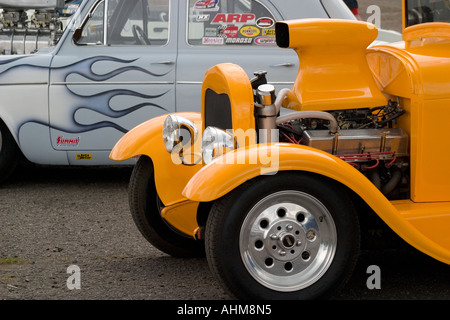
[183,143,450,264]
[110,112,202,207]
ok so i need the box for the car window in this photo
[187,0,277,46]
[76,0,170,46]
[406,0,450,27]
[77,0,105,45]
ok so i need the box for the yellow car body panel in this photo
[110,112,202,207]
[183,143,450,265]
[276,19,387,111]
[367,22,450,202]
[160,200,200,238]
[201,63,255,133]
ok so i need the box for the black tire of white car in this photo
[0,120,19,184]
[205,171,360,300]
[129,155,205,258]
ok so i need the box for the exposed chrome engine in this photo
[278,104,409,199]
[253,78,410,200]
[0,0,66,55]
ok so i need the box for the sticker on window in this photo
[202,37,224,45]
[212,13,256,24]
[225,38,253,44]
[256,17,274,28]
[205,28,217,37]
[219,26,239,38]
[262,29,275,37]
[194,0,220,11]
[196,14,210,22]
[240,26,260,37]
[254,37,276,45]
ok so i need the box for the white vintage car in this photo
[0,0,400,182]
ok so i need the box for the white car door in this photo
[48,0,176,163]
[175,0,299,113]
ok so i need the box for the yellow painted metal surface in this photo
[110,112,202,207]
[276,19,387,111]
[393,200,450,253]
[367,22,450,202]
[160,201,200,238]
[183,143,450,264]
[201,63,255,132]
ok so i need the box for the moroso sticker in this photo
[221,26,239,38]
[212,13,255,24]
[225,37,253,44]
[262,29,275,37]
[56,136,80,147]
[240,26,260,37]
[256,17,274,28]
[75,153,92,160]
[254,37,276,45]
[202,37,224,45]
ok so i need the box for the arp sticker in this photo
[256,17,274,28]
[240,26,260,37]
[75,153,92,160]
[212,13,255,24]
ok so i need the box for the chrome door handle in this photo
[271,62,295,67]
[152,61,175,65]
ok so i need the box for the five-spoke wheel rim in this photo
[239,190,337,292]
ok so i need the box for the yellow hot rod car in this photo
[110,0,450,299]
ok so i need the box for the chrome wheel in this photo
[239,190,337,292]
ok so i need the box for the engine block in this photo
[302,128,409,158]
[0,0,65,55]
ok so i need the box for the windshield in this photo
[406,0,450,27]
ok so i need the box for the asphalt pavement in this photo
[1,0,450,304]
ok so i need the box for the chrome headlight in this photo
[201,127,237,164]
[163,115,198,153]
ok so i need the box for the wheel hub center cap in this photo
[280,234,296,249]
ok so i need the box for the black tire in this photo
[129,156,204,258]
[205,171,360,299]
[0,120,19,184]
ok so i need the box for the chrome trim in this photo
[104,0,109,45]
[163,114,199,153]
[50,81,175,85]
[240,190,337,292]
[201,126,237,164]
[176,81,295,85]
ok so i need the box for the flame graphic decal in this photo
[0,53,177,154]
[49,55,172,134]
